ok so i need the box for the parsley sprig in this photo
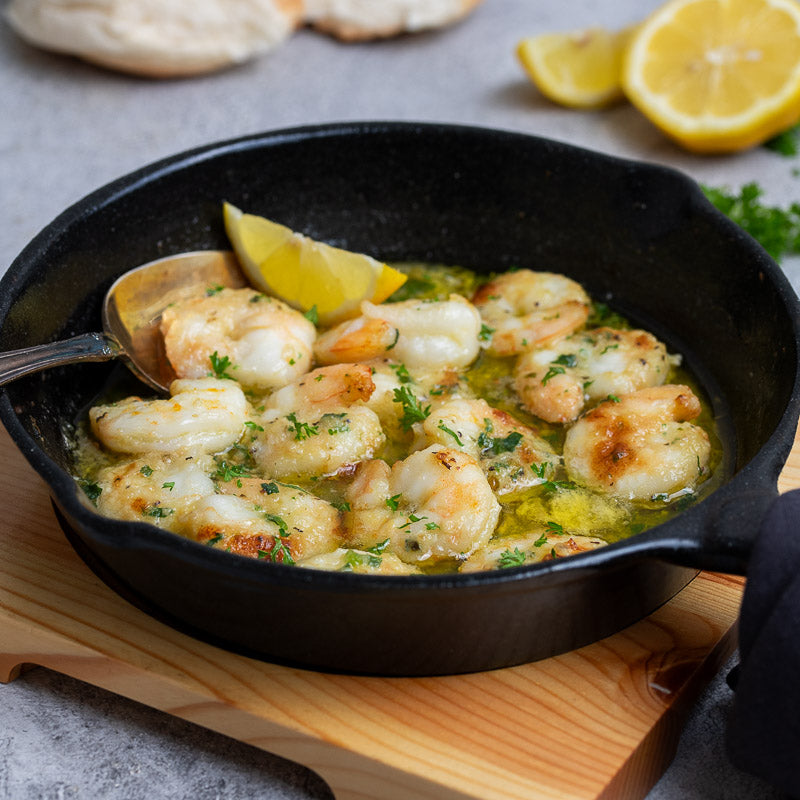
[702,182,800,262]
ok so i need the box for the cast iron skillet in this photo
[1,122,799,676]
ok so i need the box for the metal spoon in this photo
[0,250,247,392]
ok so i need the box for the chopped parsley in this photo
[212,460,251,483]
[541,478,577,492]
[144,505,174,518]
[260,482,280,495]
[244,420,264,432]
[260,513,295,564]
[479,323,495,342]
[531,462,550,479]
[764,124,799,157]
[545,520,564,534]
[498,547,527,569]
[139,464,154,477]
[385,493,402,511]
[541,365,565,385]
[303,305,319,324]
[286,412,319,441]
[702,181,800,262]
[79,479,102,505]
[479,431,523,455]
[390,363,413,383]
[551,353,577,367]
[206,533,224,546]
[437,420,464,446]
[320,412,350,435]
[392,386,431,429]
[208,351,235,380]
[587,302,628,329]
[162,481,175,491]
[533,532,549,547]
[205,284,225,296]
[398,513,428,529]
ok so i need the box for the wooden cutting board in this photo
[1,422,798,800]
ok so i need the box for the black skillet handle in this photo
[645,486,779,576]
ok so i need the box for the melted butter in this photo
[73,262,727,573]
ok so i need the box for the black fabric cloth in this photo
[727,488,800,797]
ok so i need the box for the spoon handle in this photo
[0,332,119,387]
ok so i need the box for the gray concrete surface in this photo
[1,0,797,797]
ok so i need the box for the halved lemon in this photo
[517,27,633,109]
[622,0,800,153]
[223,203,407,326]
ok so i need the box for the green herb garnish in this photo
[385,493,402,511]
[702,181,800,262]
[480,431,523,455]
[303,305,319,324]
[498,548,527,569]
[545,520,563,534]
[285,412,319,441]
[552,353,577,367]
[208,351,235,380]
[392,386,431,429]
[437,420,464,446]
[764,124,799,157]
[541,365,566,385]
[144,505,174,518]
[479,323,495,342]
[79,480,102,505]
[213,460,251,483]
[390,363,413,384]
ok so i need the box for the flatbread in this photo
[304,0,484,40]
[5,0,304,77]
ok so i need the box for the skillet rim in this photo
[1,119,799,589]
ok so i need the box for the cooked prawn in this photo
[252,363,385,479]
[160,287,316,391]
[314,294,482,374]
[343,444,501,565]
[297,548,423,575]
[89,378,248,455]
[93,454,215,529]
[563,384,711,500]
[419,398,559,494]
[461,529,606,572]
[514,327,679,423]
[472,270,590,356]
[187,477,342,562]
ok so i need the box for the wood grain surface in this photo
[1,421,798,800]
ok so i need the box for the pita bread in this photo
[5,0,304,77]
[304,0,484,40]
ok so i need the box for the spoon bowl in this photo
[0,250,246,392]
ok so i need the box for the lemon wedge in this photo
[223,203,407,326]
[622,0,800,153]
[517,27,633,109]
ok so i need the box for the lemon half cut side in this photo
[223,202,407,326]
[622,0,800,152]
